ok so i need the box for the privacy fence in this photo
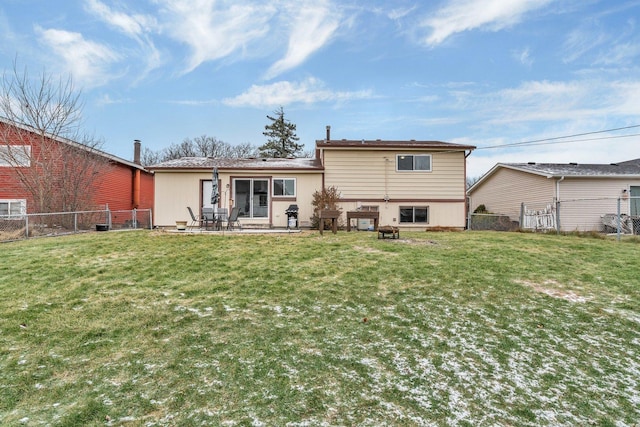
[468,197,640,238]
[0,208,152,242]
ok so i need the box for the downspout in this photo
[555,176,564,202]
[133,169,141,208]
[555,176,564,233]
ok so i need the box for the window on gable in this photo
[397,154,431,172]
[0,146,31,167]
[399,206,429,223]
[273,178,296,197]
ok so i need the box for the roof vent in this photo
[262,158,267,162]
[569,162,578,165]
[610,163,619,166]
[528,162,536,165]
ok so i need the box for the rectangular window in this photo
[273,178,296,197]
[399,206,429,223]
[0,199,26,218]
[234,178,269,218]
[0,145,31,167]
[397,154,431,171]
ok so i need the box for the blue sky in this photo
[1,0,639,178]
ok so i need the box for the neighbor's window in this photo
[273,178,296,197]
[0,199,26,218]
[397,154,431,171]
[399,206,429,223]
[0,145,31,167]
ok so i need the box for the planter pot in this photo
[175,220,188,231]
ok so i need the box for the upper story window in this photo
[397,154,431,172]
[273,178,296,197]
[0,145,31,167]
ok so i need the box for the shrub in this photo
[310,186,343,229]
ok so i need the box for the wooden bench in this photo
[378,226,399,239]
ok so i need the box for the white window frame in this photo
[0,145,31,167]
[399,206,429,223]
[272,178,296,197]
[233,178,269,219]
[396,154,431,172]
[0,199,26,219]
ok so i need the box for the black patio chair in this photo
[227,207,241,230]
[201,207,215,230]
[187,207,201,230]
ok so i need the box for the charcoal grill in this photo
[285,204,299,229]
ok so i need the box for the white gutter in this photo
[555,176,565,201]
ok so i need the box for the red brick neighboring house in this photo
[0,118,153,216]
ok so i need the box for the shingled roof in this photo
[497,160,640,177]
[316,139,475,151]
[469,159,640,194]
[148,156,323,171]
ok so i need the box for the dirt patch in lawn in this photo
[516,279,592,303]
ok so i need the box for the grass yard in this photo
[0,230,639,426]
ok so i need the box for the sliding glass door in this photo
[234,179,269,218]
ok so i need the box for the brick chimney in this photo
[133,140,141,165]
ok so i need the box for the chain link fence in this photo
[0,208,152,242]
[468,197,640,238]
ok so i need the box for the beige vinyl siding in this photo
[154,170,322,227]
[154,171,208,226]
[270,173,321,228]
[469,168,555,220]
[557,178,640,232]
[322,150,466,200]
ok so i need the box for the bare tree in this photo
[0,61,110,213]
[141,135,259,166]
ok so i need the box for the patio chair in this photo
[215,208,229,230]
[227,207,241,230]
[202,207,215,230]
[187,207,201,230]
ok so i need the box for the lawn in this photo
[0,230,639,426]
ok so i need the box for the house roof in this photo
[468,159,640,193]
[316,139,476,151]
[0,116,148,172]
[148,156,324,171]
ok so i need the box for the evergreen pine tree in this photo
[259,107,303,158]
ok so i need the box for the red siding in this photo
[1,121,154,213]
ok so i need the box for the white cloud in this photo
[157,0,274,73]
[222,77,373,108]
[84,0,157,38]
[264,2,341,80]
[421,0,553,46]
[594,42,640,66]
[35,26,121,88]
[513,47,533,66]
[562,24,609,63]
[84,0,163,80]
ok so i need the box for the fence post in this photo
[25,215,29,239]
[555,201,561,234]
[617,197,621,241]
[519,203,524,229]
[74,212,78,233]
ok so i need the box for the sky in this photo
[0,0,639,178]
